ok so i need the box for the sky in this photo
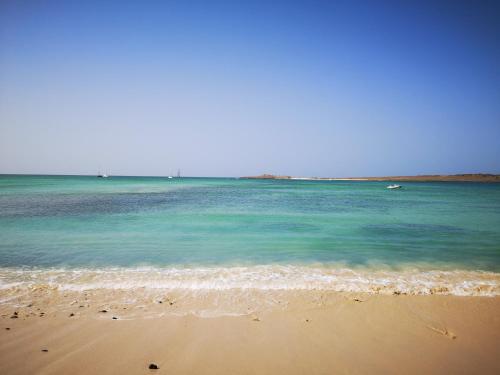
[0,0,499,177]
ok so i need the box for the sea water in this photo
[0,175,499,296]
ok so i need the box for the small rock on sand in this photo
[41,349,48,352]
[69,313,75,317]
[112,317,118,320]
[99,310,108,313]
[148,363,159,369]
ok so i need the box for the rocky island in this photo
[242,173,500,182]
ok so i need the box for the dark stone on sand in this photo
[41,349,48,352]
[5,327,10,330]
[112,317,118,320]
[158,301,163,304]
[148,363,159,369]
[10,315,18,319]
[69,313,75,317]
[99,310,108,313]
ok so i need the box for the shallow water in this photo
[0,175,499,296]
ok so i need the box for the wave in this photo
[0,265,499,296]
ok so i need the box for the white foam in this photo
[0,265,499,296]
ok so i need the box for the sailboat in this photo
[97,170,108,178]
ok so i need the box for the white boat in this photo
[97,170,108,178]
[167,176,173,179]
[387,184,401,189]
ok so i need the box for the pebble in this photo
[99,310,108,313]
[41,349,48,352]
[112,317,118,320]
[148,363,159,369]
[69,313,75,317]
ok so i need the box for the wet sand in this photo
[1,292,499,374]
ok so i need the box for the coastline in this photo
[1,265,500,373]
[1,291,499,374]
[1,176,499,373]
[1,265,499,298]
[242,173,500,182]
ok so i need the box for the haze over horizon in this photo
[1,0,499,177]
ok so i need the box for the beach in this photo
[1,290,499,375]
[1,175,499,374]
[2,0,500,373]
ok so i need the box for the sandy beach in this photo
[1,290,499,375]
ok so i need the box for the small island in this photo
[242,173,500,182]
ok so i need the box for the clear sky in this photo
[1,0,499,177]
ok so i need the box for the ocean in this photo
[1,175,499,296]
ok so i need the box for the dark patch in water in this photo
[259,222,320,233]
[362,223,466,237]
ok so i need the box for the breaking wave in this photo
[0,265,499,296]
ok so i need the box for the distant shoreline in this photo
[241,173,500,182]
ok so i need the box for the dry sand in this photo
[1,291,499,375]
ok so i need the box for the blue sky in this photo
[1,0,499,177]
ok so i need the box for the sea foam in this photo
[0,265,499,296]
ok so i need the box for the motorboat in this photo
[387,184,401,189]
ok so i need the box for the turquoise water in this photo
[1,175,499,271]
